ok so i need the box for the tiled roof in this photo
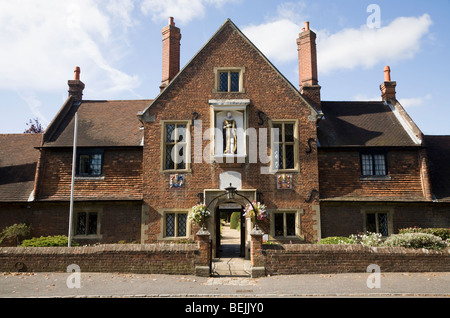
[43,100,152,147]
[318,101,419,147]
[0,134,42,202]
[424,135,450,202]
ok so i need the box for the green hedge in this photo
[317,236,353,245]
[399,227,450,240]
[20,235,79,247]
[384,233,447,250]
[229,212,241,230]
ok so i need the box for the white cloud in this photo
[140,0,239,25]
[317,14,433,74]
[0,0,139,95]
[241,11,432,75]
[399,94,432,108]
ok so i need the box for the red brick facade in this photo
[0,19,448,252]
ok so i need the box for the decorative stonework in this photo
[169,174,184,188]
[277,173,292,189]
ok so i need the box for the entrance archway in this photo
[203,189,256,259]
[215,204,245,258]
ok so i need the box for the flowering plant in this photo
[243,201,267,221]
[189,204,211,227]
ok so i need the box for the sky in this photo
[1,0,449,135]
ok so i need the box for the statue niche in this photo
[223,111,237,154]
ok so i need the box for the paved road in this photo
[1,271,449,298]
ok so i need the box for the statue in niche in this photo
[222,111,237,154]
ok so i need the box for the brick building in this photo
[1,19,448,256]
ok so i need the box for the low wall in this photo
[0,244,199,275]
[263,244,450,275]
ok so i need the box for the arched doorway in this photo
[215,204,246,258]
[203,189,256,259]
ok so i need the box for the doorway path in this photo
[212,223,251,277]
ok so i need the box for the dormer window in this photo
[213,67,245,93]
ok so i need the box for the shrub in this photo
[0,223,32,245]
[20,235,79,247]
[229,212,241,230]
[399,227,450,241]
[317,236,354,245]
[383,233,448,250]
[349,232,383,247]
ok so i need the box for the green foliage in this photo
[384,233,448,250]
[317,236,354,245]
[0,223,32,245]
[399,227,450,240]
[229,212,241,230]
[20,235,79,247]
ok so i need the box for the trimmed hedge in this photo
[399,227,450,240]
[20,235,79,247]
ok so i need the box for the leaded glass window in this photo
[272,122,296,170]
[75,212,98,236]
[366,212,389,236]
[165,212,188,238]
[274,212,297,237]
[163,123,188,171]
[218,70,241,92]
[78,150,103,176]
[361,153,387,176]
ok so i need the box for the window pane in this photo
[285,124,294,142]
[176,145,186,170]
[378,213,388,236]
[366,213,377,233]
[79,155,90,175]
[166,124,175,142]
[272,124,282,143]
[286,213,296,236]
[230,72,239,92]
[176,125,186,142]
[361,154,373,175]
[274,213,284,237]
[165,145,175,170]
[219,72,228,92]
[88,213,98,235]
[285,145,294,169]
[177,214,187,237]
[374,154,386,175]
[166,213,175,237]
[90,154,102,175]
[76,212,86,235]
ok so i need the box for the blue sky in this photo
[1,0,449,135]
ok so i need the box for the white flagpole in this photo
[68,112,78,247]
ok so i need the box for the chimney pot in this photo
[169,17,175,26]
[74,66,81,81]
[305,21,310,31]
[384,66,391,82]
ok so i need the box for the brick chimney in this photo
[297,21,321,110]
[68,66,85,101]
[160,17,181,91]
[380,66,397,102]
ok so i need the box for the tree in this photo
[24,118,44,133]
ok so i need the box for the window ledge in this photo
[359,175,392,181]
[75,176,105,181]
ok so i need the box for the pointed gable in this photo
[139,19,320,121]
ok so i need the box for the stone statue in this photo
[223,112,237,154]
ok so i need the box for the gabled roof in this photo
[318,101,420,147]
[138,19,321,121]
[43,99,152,148]
[0,134,42,202]
[424,135,450,202]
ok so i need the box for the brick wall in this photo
[318,149,426,200]
[0,202,142,246]
[264,244,450,275]
[0,244,198,275]
[36,148,142,201]
[142,21,321,243]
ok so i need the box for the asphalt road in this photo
[1,271,448,298]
